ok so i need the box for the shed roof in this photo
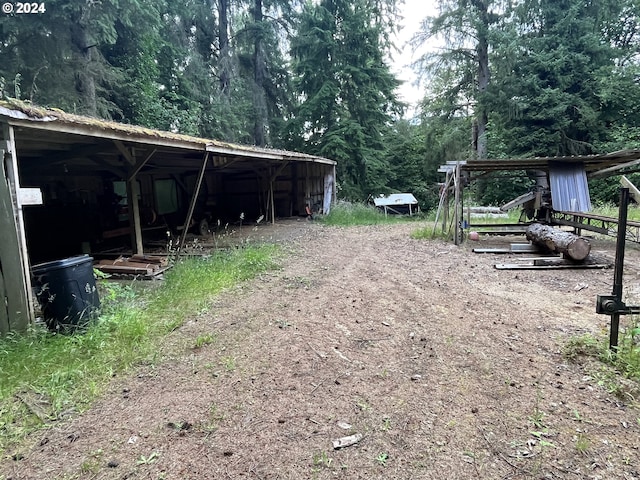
[0,99,336,175]
[438,149,640,177]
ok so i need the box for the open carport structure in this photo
[437,149,640,244]
[0,100,337,332]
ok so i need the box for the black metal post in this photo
[610,188,629,350]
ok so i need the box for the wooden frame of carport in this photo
[0,101,337,332]
[437,149,640,245]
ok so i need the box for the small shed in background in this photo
[373,193,419,216]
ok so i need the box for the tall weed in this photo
[0,245,279,455]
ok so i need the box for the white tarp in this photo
[373,193,418,207]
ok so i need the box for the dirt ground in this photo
[3,220,640,480]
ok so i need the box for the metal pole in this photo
[609,188,629,350]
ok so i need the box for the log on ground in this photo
[525,223,591,261]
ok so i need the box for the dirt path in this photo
[3,222,640,479]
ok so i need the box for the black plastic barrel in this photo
[31,255,100,332]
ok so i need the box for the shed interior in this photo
[2,103,335,265]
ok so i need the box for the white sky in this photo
[391,0,440,111]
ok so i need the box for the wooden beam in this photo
[591,156,640,179]
[1,125,33,330]
[88,155,127,178]
[127,148,157,182]
[270,172,276,225]
[126,174,144,255]
[178,153,210,252]
[114,140,135,165]
[454,162,461,245]
[621,175,640,204]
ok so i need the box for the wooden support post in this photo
[270,174,275,225]
[291,163,298,216]
[454,161,461,245]
[1,125,33,330]
[126,176,143,255]
[332,164,337,204]
[179,153,210,252]
[305,163,311,216]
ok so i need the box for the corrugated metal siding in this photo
[549,162,592,212]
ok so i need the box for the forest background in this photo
[1,0,640,210]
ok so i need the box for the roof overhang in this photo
[438,149,640,178]
[0,100,336,178]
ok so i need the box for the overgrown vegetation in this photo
[0,245,279,455]
[563,318,640,399]
[412,203,640,242]
[321,201,423,226]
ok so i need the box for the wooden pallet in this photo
[94,255,169,277]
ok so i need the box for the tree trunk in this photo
[70,20,97,116]
[526,223,591,261]
[218,0,231,98]
[252,0,268,147]
[474,0,490,160]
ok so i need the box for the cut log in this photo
[525,223,591,261]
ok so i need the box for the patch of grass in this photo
[194,333,216,349]
[563,323,640,399]
[410,224,441,240]
[0,244,279,456]
[375,452,389,466]
[563,334,604,361]
[136,451,160,465]
[322,201,422,226]
[574,433,590,455]
[591,203,640,222]
[221,356,237,372]
[312,450,333,468]
[381,416,391,431]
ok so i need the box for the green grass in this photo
[321,201,424,226]
[563,320,640,398]
[0,244,279,455]
[412,203,640,241]
[591,203,640,222]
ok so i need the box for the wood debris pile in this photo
[94,254,169,277]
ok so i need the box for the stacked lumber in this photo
[94,255,168,276]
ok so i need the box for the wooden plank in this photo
[472,248,511,254]
[130,254,166,265]
[0,265,7,334]
[472,229,529,236]
[473,244,539,254]
[621,175,640,204]
[94,264,153,275]
[1,138,32,332]
[495,263,607,270]
[510,243,539,253]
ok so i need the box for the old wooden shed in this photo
[0,100,337,332]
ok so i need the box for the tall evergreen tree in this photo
[0,0,155,117]
[488,0,625,157]
[414,0,502,160]
[290,0,402,199]
[232,0,298,147]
